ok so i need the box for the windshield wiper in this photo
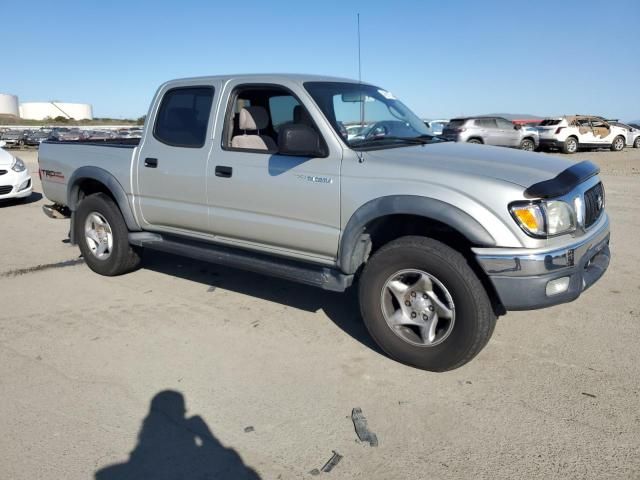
[351,135,434,148]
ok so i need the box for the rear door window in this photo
[154,86,214,148]
[475,118,498,128]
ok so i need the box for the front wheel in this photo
[610,135,625,152]
[358,236,496,372]
[520,138,535,151]
[467,138,483,144]
[75,193,141,276]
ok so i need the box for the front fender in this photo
[67,166,141,232]
[338,195,496,274]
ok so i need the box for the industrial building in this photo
[0,93,93,120]
[0,93,20,117]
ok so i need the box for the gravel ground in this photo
[1,147,639,479]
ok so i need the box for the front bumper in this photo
[473,215,610,310]
[0,169,33,200]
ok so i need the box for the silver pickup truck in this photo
[38,74,611,371]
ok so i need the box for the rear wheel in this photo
[467,138,483,144]
[634,137,640,149]
[358,236,496,372]
[520,138,535,151]
[75,193,141,276]
[562,136,578,154]
[610,135,625,152]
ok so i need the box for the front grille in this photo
[0,169,7,175]
[584,182,604,228]
[0,185,13,195]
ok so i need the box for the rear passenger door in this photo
[495,118,520,147]
[475,118,499,145]
[135,83,218,233]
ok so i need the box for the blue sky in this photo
[4,0,639,120]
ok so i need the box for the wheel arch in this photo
[338,196,496,275]
[67,166,141,233]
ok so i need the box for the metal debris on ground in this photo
[351,407,378,447]
[581,392,597,398]
[244,426,255,433]
[309,468,320,476]
[320,451,343,473]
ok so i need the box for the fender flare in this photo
[67,166,141,232]
[338,195,496,274]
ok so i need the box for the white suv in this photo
[537,115,627,154]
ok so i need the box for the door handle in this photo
[144,157,158,168]
[215,166,233,178]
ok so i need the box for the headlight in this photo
[11,157,26,172]
[510,200,575,237]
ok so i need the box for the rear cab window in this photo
[154,86,214,148]
[539,119,561,126]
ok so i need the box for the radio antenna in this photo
[357,13,364,127]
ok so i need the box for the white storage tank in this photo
[0,94,20,117]
[19,102,93,120]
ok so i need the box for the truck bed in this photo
[39,139,139,206]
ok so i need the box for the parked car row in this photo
[0,127,143,149]
[423,115,639,154]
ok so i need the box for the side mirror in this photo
[514,124,522,130]
[278,124,325,157]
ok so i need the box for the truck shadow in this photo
[95,390,261,480]
[141,250,385,356]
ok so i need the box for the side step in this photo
[129,232,353,292]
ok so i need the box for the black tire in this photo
[634,137,640,149]
[75,193,141,276]
[610,135,625,152]
[520,138,535,151]
[467,138,483,144]
[562,136,578,154]
[358,236,496,372]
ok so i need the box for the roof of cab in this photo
[163,73,368,86]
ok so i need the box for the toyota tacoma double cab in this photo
[38,74,611,371]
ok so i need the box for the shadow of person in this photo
[95,390,261,480]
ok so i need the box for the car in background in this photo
[345,124,370,140]
[441,116,538,151]
[84,130,116,141]
[423,119,449,136]
[537,116,627,154]
[0,142,32,201]
[607,121,640,148]
[0,129,27,148]
[23,130,51,147]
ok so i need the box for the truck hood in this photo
[365,142,576,189]
[0,147,15,167]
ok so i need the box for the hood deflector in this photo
[524,161,599,199]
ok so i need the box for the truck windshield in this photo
[304,82,439,150]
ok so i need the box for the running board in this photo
[128,232,353,292]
